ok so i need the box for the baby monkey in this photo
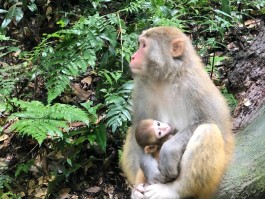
[134,119,177,185]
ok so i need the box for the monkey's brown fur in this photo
[135,119,157,148]
[121,27,234,199]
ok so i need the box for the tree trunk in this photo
[216,19,265,199]
[216,105,265,199]
[227,19,265,130]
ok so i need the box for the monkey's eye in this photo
[142,43,146,48]
[158,131,161,136]
[157,122,160,126]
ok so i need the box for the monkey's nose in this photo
[160,127,169,131]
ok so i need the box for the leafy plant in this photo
[0,0,38,29]
[0,175,12,190]
[99,70,133,132]
[23,14,120,103]
[0,35,20,58]
[0,63,27,97]
[15,160,34,178]
[221,87,238,110]
[0,4,23,29]
[104,82,133,133]
[0,192,22,199]
[8,99,91,144]
[0,36,24,97]
[205,55,227,79]
[0,175,21,199]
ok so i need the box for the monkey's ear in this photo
[145,145,157,154]
[171,39,184,58]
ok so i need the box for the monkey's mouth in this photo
[130,66,141,73]
[169,126,178,135]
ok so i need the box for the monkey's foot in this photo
[144,183,179,199]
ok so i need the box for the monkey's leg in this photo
[145,123,226,199]
[121,128,143,185]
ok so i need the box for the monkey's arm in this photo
[131,169,146,199]
[135,169,146,185]
[140,153,173,184]
[158,125,197,178]
[132,156,163,199]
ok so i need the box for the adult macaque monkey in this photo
[121,26,234,199]
[135,119,177,185]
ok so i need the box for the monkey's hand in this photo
[131,183,145,199]
[140,153,169,183]
[144,183,180,199]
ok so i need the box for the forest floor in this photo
[1,18,264,199]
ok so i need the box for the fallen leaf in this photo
[34,187,47,198]
[244,19,261,28]
[71,122,86,127]
[58,188,71,199]
[46,6,52,16]
[244,99,251,107]
[0,134,9,141]
[82,76,93,85]
[71,83,91,101]
[85,186,101,193]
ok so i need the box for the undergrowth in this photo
[0,0,263,197]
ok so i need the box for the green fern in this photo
[0,63,28,96]
[26,14,119,103]
[123,0,147,13]
[102,80,133,132]
[15,160,34,178]
[0,175,11,189]
[117,33,138,63]
[8,99,90,144]
[0,35,27,97]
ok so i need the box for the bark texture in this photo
[228,21,265,130]
[216,19,265,199]
[216,105,265,199]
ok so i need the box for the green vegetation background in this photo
[0,0,264,197]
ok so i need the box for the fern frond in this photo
[46,75,71,104]
[0,63,27,96]
[123,0,147,13]
[105,81,133,132]
[9,99,90,144]
[33,14,118,103]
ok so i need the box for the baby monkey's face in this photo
[151,120,173,140]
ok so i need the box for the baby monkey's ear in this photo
[144,145,158,154]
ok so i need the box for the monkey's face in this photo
[130,36,150,75]
[151,120,173,142]
[130,27,186,79]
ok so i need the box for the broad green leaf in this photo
[14,7,23,23]
[95,123,106,153]
[221,0,231,15]
[67,158,72,166]
[28,3,38,12]
[1,18,11,28]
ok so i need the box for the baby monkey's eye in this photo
[157,122,160,126]
[158,131,161,136]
